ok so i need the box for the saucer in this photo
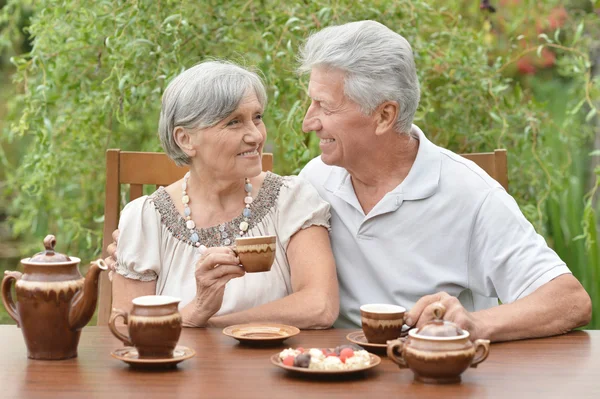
[346,331,388,354]
[223,323,300,346]
[271,352,381,376]
[111,345,195,369]
[346,327,411,355]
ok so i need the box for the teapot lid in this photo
[415,303,465,337]
[28,235,72,263]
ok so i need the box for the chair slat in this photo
[129,184,143,201]
[262,153,273,174]
[98,149,120,326]
[494,149,509,191]
[120,152,188,185]
[460,150,509,191]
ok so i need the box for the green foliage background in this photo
[1,0,599,326]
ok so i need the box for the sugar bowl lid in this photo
[28,235,72,263]
[414,303,465,337]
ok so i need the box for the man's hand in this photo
[404,292,486,340]
[104,229,120,280]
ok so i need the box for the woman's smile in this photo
[237,148,260,157]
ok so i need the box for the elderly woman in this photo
[110,61,339,329]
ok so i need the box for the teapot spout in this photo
[68,259,108,330]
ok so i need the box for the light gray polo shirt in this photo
[299,125,571,328]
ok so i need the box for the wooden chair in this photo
[97,148,508,325]
[97,149,274,325]
[460,149,509,191]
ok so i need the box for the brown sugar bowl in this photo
[234,235,276,273]
[386,303,490,384]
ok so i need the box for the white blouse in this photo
[115,172,331,316]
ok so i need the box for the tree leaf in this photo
[538,33,551,43]
[162,14,181,25]
[536,45,544,58]
[585,108,597,122]
[573,22,584,45]
[489,111,502,123]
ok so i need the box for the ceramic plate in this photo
[111,345,195,369]
[271,352,381,375]
[222,323,300,345]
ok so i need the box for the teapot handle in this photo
[386,338,408,368]
[1,271,22,326]
[470,339,491,368]
[108,309,133,346]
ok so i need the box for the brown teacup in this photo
[109,295,182,359]
[360,304,406,344]
[234,235,276,273]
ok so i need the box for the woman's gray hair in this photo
[159,61,268,165]
[298,20,420,137]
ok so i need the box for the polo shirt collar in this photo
[398,124,441,200]
[323,124,441,202]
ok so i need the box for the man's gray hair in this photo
[298,20,420,137]
[158,61,268,165]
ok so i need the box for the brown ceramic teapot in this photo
[387,303,490,384]
[1,235,108,360]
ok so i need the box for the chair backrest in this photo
[97,149,274,325]
[460,149,509,191]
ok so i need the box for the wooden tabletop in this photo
[1,326,599,398]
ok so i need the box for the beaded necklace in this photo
[182,171,253,248]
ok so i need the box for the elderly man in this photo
[296,20,591,341]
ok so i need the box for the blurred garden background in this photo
[0,0,599,327]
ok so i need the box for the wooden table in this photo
[1,326,599,398]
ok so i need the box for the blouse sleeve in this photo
[114,196,162,282]
[275,176,331,250]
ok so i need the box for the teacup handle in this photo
[470,339,490,368]
[1,271,22,326]
[108,308,133,346]
[386,338,408,368]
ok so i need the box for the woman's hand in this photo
[186,247,245,326]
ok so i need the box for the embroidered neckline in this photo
[150,172,284,247]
